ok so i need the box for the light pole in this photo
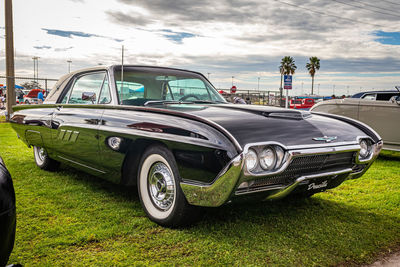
[32,56,39,83]
[207,72,211,80]
[318,83,320,95]
[231,76,234,87]
[257,77,260,91]
[332,84,335,96]
[67,60,72,73]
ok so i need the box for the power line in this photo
[378,0,400,6]
[331,0,400,19]
[351,0,400,12]
[273,0,384,28]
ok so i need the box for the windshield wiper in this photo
[144,100,194,106]
[190,100,227,104]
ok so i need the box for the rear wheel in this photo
[33,146,59,171]
[137,145,197,227]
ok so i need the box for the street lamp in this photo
[257,77,260,90]
[207,72,211,80]
[231,76,234,87]
[318,83,320,95]
[67,60,72,73]
[32,56,40,82]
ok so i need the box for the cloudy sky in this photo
[1,0,400,95]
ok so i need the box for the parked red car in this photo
[290,98,315,110]
[23,89,45,104]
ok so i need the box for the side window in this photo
[68,72,105,104]
[98,76,112,104]
[116,81,145,103]
[362,94,376,100]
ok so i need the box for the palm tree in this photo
[279,56,297,106]
[306,57,320,95]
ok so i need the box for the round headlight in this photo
[275,146,285,168]
[359,139,370,158]
[259,147,276,170]
[246,149,258,171]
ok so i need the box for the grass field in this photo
[1,123,399,266]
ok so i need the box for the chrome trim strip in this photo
[57,156,106,174]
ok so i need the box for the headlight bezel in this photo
[357,137,375,162]
[244,143,288,175]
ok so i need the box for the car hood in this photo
[161,103,366,148]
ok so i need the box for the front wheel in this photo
[33,146,60,171]
[137,145,197,227]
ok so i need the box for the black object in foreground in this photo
[0,156,16,266]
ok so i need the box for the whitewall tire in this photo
[137,145,197,227]
[33,146,59,171]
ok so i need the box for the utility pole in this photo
[67,60,72,73]
[5,0,15,121]
[32,56,39,84]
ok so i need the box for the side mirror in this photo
[82,92,96,102]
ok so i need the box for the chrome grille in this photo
[250,151,355,188]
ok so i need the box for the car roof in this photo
[351,90,399,98]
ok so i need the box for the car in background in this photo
[311,89,400,151]
[23,89,45,104]
[290,98,315,110]
[351,90,399,100]
[0,156,16,266]
[10,65,383,226]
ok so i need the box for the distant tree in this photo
[21,81,42,90]
[306,57,320,95]
[279,56,297,106]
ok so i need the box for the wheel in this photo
[33,146,60,171]
[137,145,197,227]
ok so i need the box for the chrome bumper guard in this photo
[180,141,383,207]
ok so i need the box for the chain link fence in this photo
[0,76,58,96]
[219,89,284,106]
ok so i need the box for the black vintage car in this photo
[10,65,382,226]
[0,156,16,265]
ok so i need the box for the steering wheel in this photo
[179,94,200,101]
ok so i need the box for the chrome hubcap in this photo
[36,147,46,163]
[148,162,175,211]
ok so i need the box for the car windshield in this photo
[114,67,226,106]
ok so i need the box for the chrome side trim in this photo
[57,156,106,174]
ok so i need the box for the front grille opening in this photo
[239,151,356,192]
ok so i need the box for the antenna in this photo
[121,45,124,103]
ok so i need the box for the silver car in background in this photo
[311,89,400,151]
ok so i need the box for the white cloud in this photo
[0,0,399,95]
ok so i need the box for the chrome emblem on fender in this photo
[312,136,337,143]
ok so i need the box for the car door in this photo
[50,71,109,174]
[358,96,400,150]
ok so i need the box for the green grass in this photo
[1,123,399,266]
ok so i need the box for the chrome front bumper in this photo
[180,141,383,207]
